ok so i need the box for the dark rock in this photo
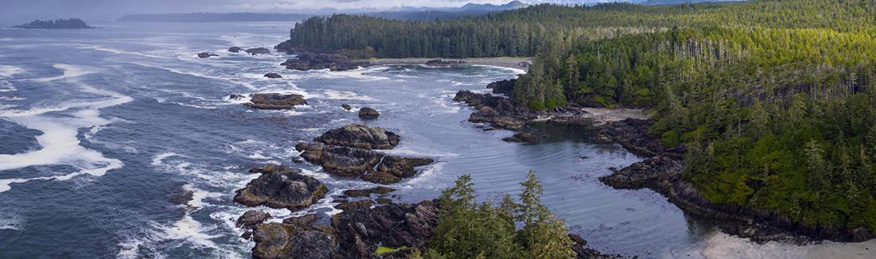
[332,201,439,258]
[470,106,525,130]
[358,107,380,119]
[291,157,304,163]
[228,94,246,101]
[282,214,318,227]
[487,79,516,96]
[281,52,369,72]
[599,156,683,190]
[244,93,307,110]
[237,210,271,228]
[376,197,393,204]
[342,104,352,111]
[234,164,328,211]
[245,47,271,55]
[170,186,194,205]
[425,59,466,67]
[314,124,399,150]
[229,46,243,53]
[264,73,282,79]
[336,200,373,211]
[502,132,537,143]
[295,143,433,184]
[252,223,334,259]
[343,187,396,198]
[197,52,218,58]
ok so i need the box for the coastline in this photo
[356,57,532,72]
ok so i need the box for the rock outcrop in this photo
[246,47,271,55]
[281,53,369,71]
[486,79,516,96]
[295,142,433,184]
[234,164,328,211]
[342,104,353,111]
[197,52,218,58]
[343,187,395,198]
[244,93,307,110]
[229,46,243,53]
[314,124,399,150]
[250,201,438,259]
[358,107,380,119]
[237,210,271,228]
[264,73,282,79]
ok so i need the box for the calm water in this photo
[0,22,873,259]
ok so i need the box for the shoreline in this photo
[356,57,532,72]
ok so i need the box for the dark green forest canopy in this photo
[285,0,876,234]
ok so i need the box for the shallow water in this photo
[0,22,873,258]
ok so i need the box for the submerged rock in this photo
[264,73,282,79]
[343,186,396,198]
[197,52,218,58]
[314,124,400,150]
[342,104,352,111]
[281,52,369,72]
[244,93,307,110]
[234,164,328,211]
[228,94,246,101]
[295,142,433,184]
[245,47,271,55]
[229,46,243,53]
[358,107,380,119]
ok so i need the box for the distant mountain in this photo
[639,0,747,5]
[116,1,529,23]
[13,18,93,29]
[117,13,314,22]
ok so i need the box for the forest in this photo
[284,0,876,233]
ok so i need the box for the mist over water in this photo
[0,22,874,258]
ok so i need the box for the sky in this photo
[0,0,618,21]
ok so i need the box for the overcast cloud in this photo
[0,0,619,21]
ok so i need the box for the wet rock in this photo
[234,164,328,211]
[251,223,334,259]
[358,107,380,119]
[487,79,516,96]
[336,200,373,211]
[342,104,352,111]
[282,214,318,227]
[343,187,396,198]
[295,143,433,184]
[376,197,393,204]
[314,124,400,150]
[425,59,466,67]
[228,94,246,101]
[599,156,683,190]
[197,52,218,58]
[470,107,525,130]
[332,201,439,258]
[170,186,194,205]
[281,52,369,72]
[229,46,243,53]
[245,47,271,55]
[291,157,304,163]
[264,73,282,79]
[244,93,307,110]
[237,210,271,228]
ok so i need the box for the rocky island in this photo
[13,18,93,29]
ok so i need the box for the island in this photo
[13,18,93,29]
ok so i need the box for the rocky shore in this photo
[295,124,434,184]
[454,78,876,244]
[281,53,370,72]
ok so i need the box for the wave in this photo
[0,212,24,230]
[0,64,131,193]
[319,89,375,101]
[0,65,24,78]
[34,64,98,83]
[469,64,526,75]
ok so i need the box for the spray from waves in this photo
[317,89,376,101]
[0,212,24,230]
[0,65,24,78]
[0,64,132,192]
[306,66,391,81]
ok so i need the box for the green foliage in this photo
[426,173,575,259]
[376,246,409,255]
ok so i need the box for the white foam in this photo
[0,64,131,193]
[0,212,24,230]
[319,89,375,101]
[152,152,181,166]
[34,64,98,83]
[470,64,526,75]
[0,65,24,78]
[309,66,390,81]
